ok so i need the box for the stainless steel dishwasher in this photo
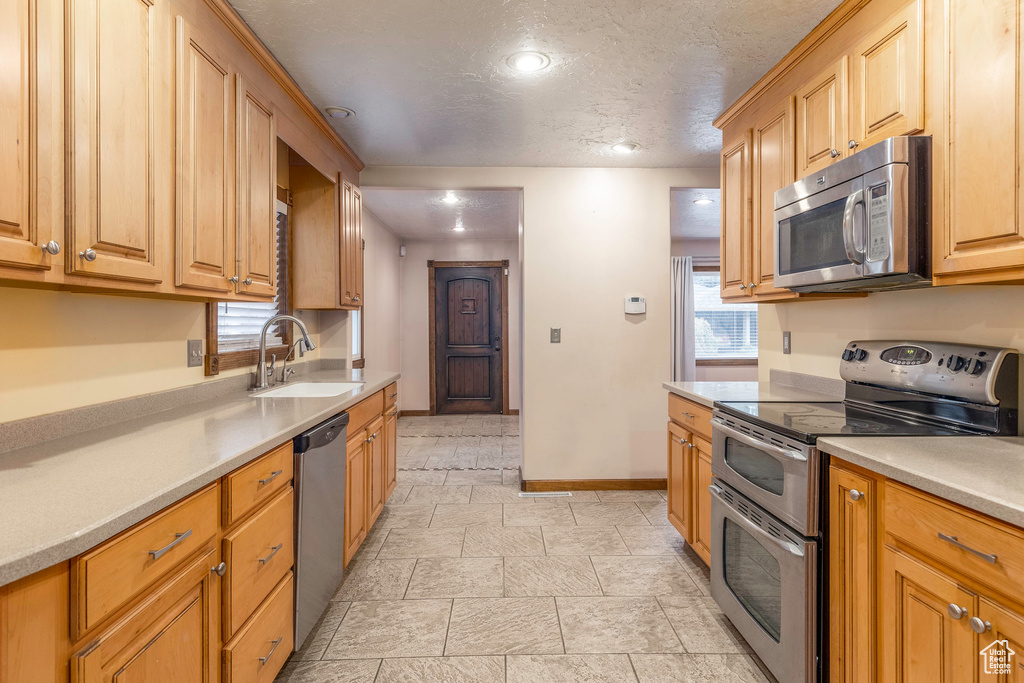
[293,411,349,648]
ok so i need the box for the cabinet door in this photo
[692,437,713,566]
[236,75,276,298]
[751,97,796,298]
[881,548,976,683]
[720,131,752,300]
[384,406,398,502]
[976,597,1024,681]
[666,422,692,543]
[366,415,385,526]
[796,57,847,178]
[829,464,876,683]
[68,0,162,282]
[72,546,219,683]
[343,433,367,566]
[0,0,55,271]
[849,0,924,150]
[175,17,235,293]
[352,185,363,306]
[340,180,358,306]
[937,0,1024,279]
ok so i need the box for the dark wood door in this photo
[433,266,503,414]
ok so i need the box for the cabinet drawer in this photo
[384,382,398,409]
[224,442,293,526]
[668,394,713,439]
[223,487,294,638]
[885,482,1024,599]
[223,572,294,683]
[72,484,219,637]
[348,390,384,433]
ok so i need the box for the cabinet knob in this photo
[679,438,689,446]
[739,284,747,290]
[211,561,227,576]
[354,295,361,301]
[830,148,840,158]
[970,617,992,634]
[947,603,967,620]
[41,241,61,255]
[243,278,253,286]
[228,276,239,284]
[79,248,97,262]
[848,139,859,150]
[748,282,756,289]
[848,489,864,502]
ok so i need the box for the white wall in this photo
[362,210,402,373]
[362,166,718,481]
[397,239,521,412]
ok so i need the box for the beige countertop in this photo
[662,380,841,407]
[820,436,1024,528]
[0,369,399,587]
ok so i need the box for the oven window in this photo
[724,438,785,496]
[723,518,783,642]
[778,197,851,275]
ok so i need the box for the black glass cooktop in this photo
[715,401,981,444]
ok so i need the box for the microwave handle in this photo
[842,189,866,265]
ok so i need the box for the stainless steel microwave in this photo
[773,136,930,292]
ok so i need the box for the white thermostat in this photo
[624,296,646,314]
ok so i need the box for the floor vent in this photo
[518,491,573,498]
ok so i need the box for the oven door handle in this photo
[842,189,866,265]
[711,418,807,462]
[709,484,805,558]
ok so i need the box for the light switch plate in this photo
[187,339,203,367]
[550,328,561,343]
[783,331,792,355]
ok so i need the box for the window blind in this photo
[217,212,289,352]
[693,272,758,359]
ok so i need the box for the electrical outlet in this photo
[187,339,203,368]
[783,331,792,355]
[550,328,561,344]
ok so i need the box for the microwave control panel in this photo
[867,183,890,262]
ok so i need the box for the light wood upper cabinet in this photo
[175,16,236,293]
[849,0,924,150]
[0,0,57,271]
[236,75,277,299]
[720,131,752,300]
[67,0,163,283]
[829,463,876,683]
[796,57,848,178]
[340,179,363,308]
[751,97,796,298]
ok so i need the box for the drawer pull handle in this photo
[258,543,283,565]
[148,529,192,560]
[682,412,696,419]
[937,532,997,564]
[259,470,284,486]
[211,562,227,576]
[259,636,284,665]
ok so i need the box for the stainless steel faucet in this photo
[253,315,317,390]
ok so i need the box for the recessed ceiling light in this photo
[693,198,714,205]
[453,226,466,232]
[611,142,639,154]
[325,106,355,119]
[507,51,551,73]
[442,191,459,205]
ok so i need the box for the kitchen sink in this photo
[256,382,364,398]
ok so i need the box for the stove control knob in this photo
[842,349,856,362]
[948,355,966,373]
[969,359,986,376]
[855,349,868,362]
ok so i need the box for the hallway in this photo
[276,416,769,682]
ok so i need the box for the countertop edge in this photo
[0,371,400,586]
[819,437,1024,529]
[662,382,715,407]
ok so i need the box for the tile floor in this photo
[276,415,772,683]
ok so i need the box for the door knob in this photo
[830,148,840,158]
[79,248,97,262]
[970,617,992,634]
[947,603,967,620]
[849,140,859,150]
[41,241,61,255]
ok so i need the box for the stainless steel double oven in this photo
[709,410,821,683]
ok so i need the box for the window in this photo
[693,271,758,360]
[205,208,291,375]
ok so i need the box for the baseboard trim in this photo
[520,478,667,492]
[508,409,520,415]
[398,410,432,417]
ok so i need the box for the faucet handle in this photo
[267,354,276,377]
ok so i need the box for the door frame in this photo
[428,260,510,415]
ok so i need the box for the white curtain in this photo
[671,256,696,382]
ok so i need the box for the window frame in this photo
[692,265,758,367]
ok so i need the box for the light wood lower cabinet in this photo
[666,422,692,543]
[222,572,293,683]
[384,405,398,501]
[666,394,713,566]
[344,430,368,565]
[343,388,397,566]
[366,415,385,527]
[692,438,713,566]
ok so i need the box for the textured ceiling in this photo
[228,0,842,167]
[362,189,520,240]
[671,188,721,240]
